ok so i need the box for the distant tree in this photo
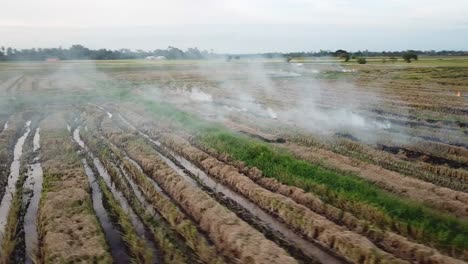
[186,47,203,59]
[357,57,367,64]
[389,57,398,63]
[334,49,347,56]
[285,56,293,63]
[334,49,350,61]
[402,50,418,63]
[344,54,350,62]
[354,50,363,57]
[166,46,184,59]
[67,44,90,59]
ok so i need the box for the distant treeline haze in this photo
[0,45,212,61]
[0,44,466,61]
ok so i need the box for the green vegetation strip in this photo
[134,98,468,254]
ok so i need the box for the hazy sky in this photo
[1,0,468,53]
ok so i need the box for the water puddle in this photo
[23,127,43,264]
[117,113,136,130]
[104,135,168,202]
[82,159,129,263]
[3,120,8,131]
[32,128,40,152]
[0,121,31,244]
[23,163,43,264]
[106,163,160,261]
[67,124,71,132]
[73,127,86,149]
[116,114,343,263]
[93,104,113,118]
[117,159,198,261]
[118,165,157,217]
[93,158,146,237]
[74,127,157,261]
[103,136,169,210]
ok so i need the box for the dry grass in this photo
[115,105,468,262]
[80,126,190,263]
[98,115,297,264]
[281,143,468,218]
[84,113,226,264]
[37,113,111,263]
[291,135,468,192]
[199,141,465,264]
[161,134,409,264]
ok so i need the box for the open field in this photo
[0,57,467,263]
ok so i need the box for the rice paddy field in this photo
[0,57,467,264]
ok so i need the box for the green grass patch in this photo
[200,131,468,251]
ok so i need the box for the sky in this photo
[1,0,468,53]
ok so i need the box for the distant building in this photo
[45,58,60,62]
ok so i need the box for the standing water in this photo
[92,104,113,119]
[93,158,147,240]
[72,127,129,264]
[0,121,31,244]
[32,127,40,152]
[23,128,43,264]
[82,159,129,264]
[82,128,157,260]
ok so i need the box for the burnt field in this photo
[0,58,467,264]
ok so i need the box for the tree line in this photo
[332,49,420,63]
[275,49,468,58]
[0,44,466,61]
[0,45,213,61]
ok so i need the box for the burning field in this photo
[0,58,467,264]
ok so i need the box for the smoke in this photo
[5,56,464,150]
[187,88,213,102]
[157,58,392,143]
[128,57,402,144]
[0,54,401,145]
